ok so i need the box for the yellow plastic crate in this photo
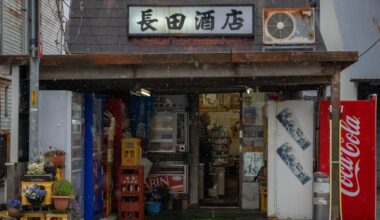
[121,138,141,166]
[21,181,53,206]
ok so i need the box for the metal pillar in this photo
[189,94,200,205]
[10,66,20,163]
[84,93,94,220]
[330,69,341,220]
[28,0,40,161]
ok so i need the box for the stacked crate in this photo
[121,138,142,166]
[118,166,144,220]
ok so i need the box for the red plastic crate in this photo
[118,166,144,220]
[118,211,143,220]
[119,201,140,212]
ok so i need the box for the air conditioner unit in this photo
[263,8,315,45]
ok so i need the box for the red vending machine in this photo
[319,96,377,220]
[105,99,127,210]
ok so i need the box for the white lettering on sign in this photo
[146,176,170,190]
[341,115,361,197]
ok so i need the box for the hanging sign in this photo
[319,97,377,220]
[128,5,254,36]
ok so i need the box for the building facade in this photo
[0,0,359,219]
[0,0,67,203]
[320,0,380,186]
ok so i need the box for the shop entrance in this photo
[198,93,241,206]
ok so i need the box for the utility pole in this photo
[28,0,40,161]
[330,67,341,220]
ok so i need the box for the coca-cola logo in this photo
[341,115,361,197]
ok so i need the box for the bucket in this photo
[145,201,161,216]
[313,172,330,220]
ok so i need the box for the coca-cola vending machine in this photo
[319,96,377,220]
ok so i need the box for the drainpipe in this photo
[28,0,40,161]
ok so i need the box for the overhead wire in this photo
[359,18,380,58]
[358,37,380,58]
[67,0,84,45]
[46,0,64,53]
[54,0,68,53]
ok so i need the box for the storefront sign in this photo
[145,175,186,193]
[319,98,377,220]
[128,5,254,36]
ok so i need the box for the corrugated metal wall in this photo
[41,0,64,54]
[67,0,321,53]
[0,0,65,55]
[0,79,11,131]
[1,0,25,55]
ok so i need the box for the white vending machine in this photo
[267,100,314,219]
[38,90,84,214]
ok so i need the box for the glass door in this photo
[71,93,84,216]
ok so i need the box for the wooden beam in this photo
[40,75,331,92]
[0,55,28,65]
[232,51,357,64]
[37,51,358,68]
[0,51,358,71]
[330,66,341,220]
[41,63,328,80]
[40,53,231,66]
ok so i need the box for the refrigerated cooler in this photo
[146,95,189,194]
[267,100,314,219]
[148,95,188,153]
[148,111,188,153]
[38,90,84,215]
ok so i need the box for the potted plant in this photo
[7,199,22,218]
[52,180,73,210]
[69,198,81,220]
[22,184,47,206]
[23,157,53,181]
[43,161,56,179]
[26,159,46,176]
[44,146,66,166]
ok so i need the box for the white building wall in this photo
[321,0,380,99]
[320,0,357,100]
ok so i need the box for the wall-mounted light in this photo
[130,91,141,96]
[139,88,151,97]
[130,88,151,97]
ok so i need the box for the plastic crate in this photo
[118,167,144,220]
[119,200,141,212]
[21,181,53,206]
[119,166,144,196]
[121,138,142,166]
[118,211,143,220]
[119,176,143,195]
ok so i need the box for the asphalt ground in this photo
[145,209,267,220]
